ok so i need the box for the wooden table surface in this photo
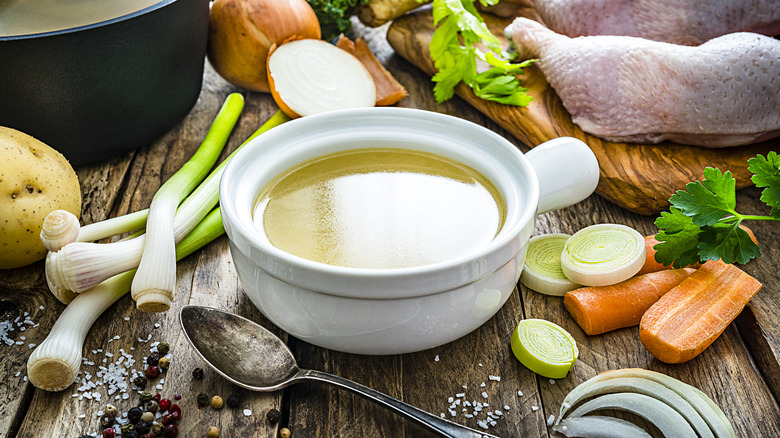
[2,20,779,438]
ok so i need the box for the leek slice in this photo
[566,393,696,438]
[553,416,652,438]
[561,224,645,287]
[520,234,580,296]
[510,319,578,378]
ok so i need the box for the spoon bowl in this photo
[179,305,500,438]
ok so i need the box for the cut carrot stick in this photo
[638,225,757,275]
[335,35,408,106]
[564,268,696,336]
[639,259,762,364]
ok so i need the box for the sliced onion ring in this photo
[521,233,579,296]
[553,416,652,438]
[267,38,377,119]
[510,319,578,379]
[561,224,645,287]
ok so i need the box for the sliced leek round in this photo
[520,234,580,296]
[511,319,578,378]
[561,223,645,286]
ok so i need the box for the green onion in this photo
[41,209,149,252]
[560,224,646,287]
[132,93,245,313]
[44,111,290,300]
[29,208,225,392]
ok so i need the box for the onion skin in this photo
[207,0,321,92]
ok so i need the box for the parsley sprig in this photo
[654,152,780,267]
[430,0,535,106]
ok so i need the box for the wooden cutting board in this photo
[386,7,778,215]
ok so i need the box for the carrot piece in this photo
[564,268,696,336]
[639,259,762,364]
[638,225,756,275]
[335,35,408,106]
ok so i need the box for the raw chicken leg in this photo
[505,18,780,147]
[533,0,780,45]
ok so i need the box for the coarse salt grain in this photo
[517,390,523,397]
[434,355,440,362]
[481,392,488,399]
[243,409,252,417]
[488,375,501,381]
[531,406,539,411]
[547,414,555,426]
[549,379,556,385]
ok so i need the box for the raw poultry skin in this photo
[505,18,780,147]
[532,0,780,45]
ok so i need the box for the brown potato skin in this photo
[207,0,321,92]
[0,127,81,269]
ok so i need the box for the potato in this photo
[0,127,81,269]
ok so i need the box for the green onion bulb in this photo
[561,224,645,287]
[511,319,578,379]
[521,234,580,296]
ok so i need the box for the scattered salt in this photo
[243,409,252,417]
[549,379,556,385]
[531,405,539,411]
[481,392,488,399]
[434,355,440,362]
[488,375,501,381]
[547,414,555,426]
[517,390,523,397]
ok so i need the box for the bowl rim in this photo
[219,107,540,299]
[0,0,175,40]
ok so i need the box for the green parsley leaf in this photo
[669,167,736,226]
[697,222,761,265]
[749,151,780,217]
[305,0,368,41]
[653,208,702,268]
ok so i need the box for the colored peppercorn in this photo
[266,408,281,424]
[174,394,181,401]
[140,434,155,438]
[102,428,115,438]
[162,414,176,426]
[127,407,143,424]
[168,404,182,420]
[158,398,172,412]
[197,393,209,407]
[139,391,153,404]
[133,376,147,388]
[211,395,224,410]
[104,404,119,418]
[146,400,159,414]
[120,424,135,434]
[140,412,154,424]
[145,365,160,379]
[279,427,291,438]
[226,393,240,408]
[207,426,220,438]
[152,392,162,402]
[151,422,163,436]
[163,424,179,437]
[158,356,171,370]
[146,353,160,366]
[100,414,115,428]
[192,367,204,380]
[135,420,151,435]
[156,342,170,355]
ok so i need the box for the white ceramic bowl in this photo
[219,107,599,355]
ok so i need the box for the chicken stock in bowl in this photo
[219,107,599,355]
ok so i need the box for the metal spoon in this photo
[180,305,500,438]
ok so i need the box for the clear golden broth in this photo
[0,0,160,36]
[253,148,506,269]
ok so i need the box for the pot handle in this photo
[525,137,600,215]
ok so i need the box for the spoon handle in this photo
[296,369,500,438]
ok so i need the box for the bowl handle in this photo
[526,137,600,214]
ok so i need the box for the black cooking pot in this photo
[0,0,210,166]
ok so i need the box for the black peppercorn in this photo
[133,376,147,388]
[127,407,143,424]
[124,432,139,438]
[266,408,281,424]
[192,367,204,380]
[226,393,240,408]
[197,393,209,407]
[146,353,160,366]
[135,420,152,435]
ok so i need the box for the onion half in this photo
[267,39,377,119]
